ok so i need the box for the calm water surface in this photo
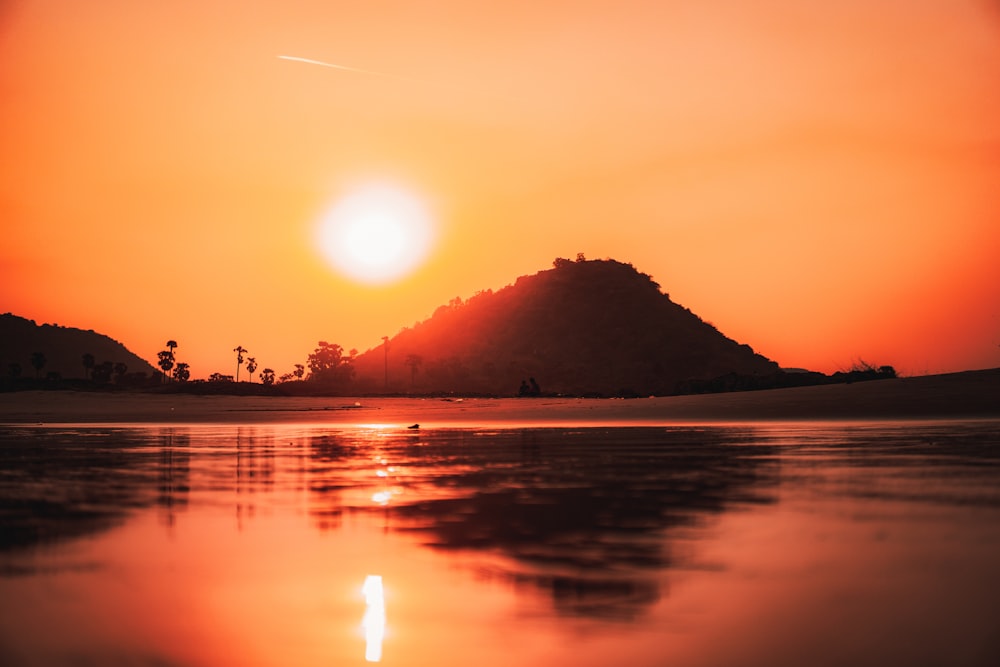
[1,420,999,666]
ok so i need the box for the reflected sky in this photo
[1,421,999,666]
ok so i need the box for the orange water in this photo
[1,422,998,666]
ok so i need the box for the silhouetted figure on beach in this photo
[518,377,541,397]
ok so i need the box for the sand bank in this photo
[2,368,997,427]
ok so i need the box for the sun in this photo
[316,183,435,285]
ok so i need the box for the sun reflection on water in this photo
[371,490,394,505]
[362,575,386,662]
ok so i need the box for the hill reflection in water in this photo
[304,427,781,619]
[2,421,999,667]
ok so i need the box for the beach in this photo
[2,368,997,426]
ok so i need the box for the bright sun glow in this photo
[362,575,386,662]
[316,183,435,285]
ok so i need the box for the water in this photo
[1,421,999,666]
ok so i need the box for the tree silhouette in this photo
[307,341,354,385]
[82,353,95,380]
[381,336,390,390]
[173,362,190,382]
[234,346,247,382]
[246,357,258,383]
[156,342,177,383]
[405,353,423,389]
[157,351,175,382]
[92,361,113,384]
[8,362,22,379]
[293,363,305,380]
[113,362,128,383]
[260,368,275,386]
[30,352,46,379]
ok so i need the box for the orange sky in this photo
[2,0,999,379]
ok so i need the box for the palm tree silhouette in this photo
[30,352,46,379]
[82,353,95,380]
[405,354,423,389]
[382,336,390,390]
[158,351,175,382]
[246,357,258,383]
[234,346,247,382]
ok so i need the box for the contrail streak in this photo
[278,55,397,78]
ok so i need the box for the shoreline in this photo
[1,368,997,426]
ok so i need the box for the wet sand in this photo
[2,368,997,426]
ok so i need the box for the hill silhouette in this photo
[351,258,779,396]
[0,313,157,384]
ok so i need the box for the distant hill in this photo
[351,258,779,396]
[0,313,157,382]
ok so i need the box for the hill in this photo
[0,313,157,384]
[350,258,779,396]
